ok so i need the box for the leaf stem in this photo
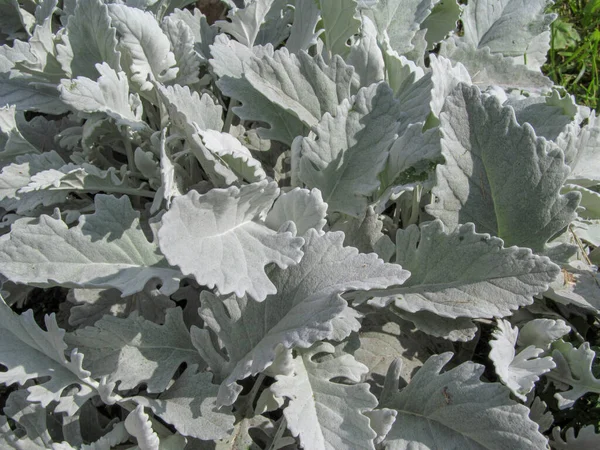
[223,99,239,133]
[266,417,288,450]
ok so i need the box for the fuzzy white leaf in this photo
[366,220,560,319]
[158,181,304,301]
[427,83,579,252]
[243,47,356,128]
[366,0,435,55]
[216,0,276,47]
[347,16,385,87]
[460,0,555,70]
[0,296,95,416]
[299,82,403,217]
[124,406,160,450]
[209,34,304,145]
[0,151,67,213]
[265,187,328,236]
[56,0,121,79]
[199,129,266,182]
[107,4,177,91]
[489,319,555,401]
[192,229,410,406]
[286,0,320,53]
[439,39,553,92]
[517,318,571,350]
[271,342,378,450]
[162,16,201,86]
[132,365,235,441]
[59,63,147,131]
[548,340,600,409]
[170,8,216,62]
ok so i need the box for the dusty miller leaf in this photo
[66,307,204,393]
[0,296,96,416]
[191,229,410,406]
[158,180,304,301]
[0,194,181,296]
[380,353,549,449]
[270,342,378,450]
[489,319,556,401]
[365,220,560,319]
[427,83,580,253]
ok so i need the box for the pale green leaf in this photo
[0,194,181,296]
[365,220,560,319]
[67,307,204,393]
[299,82,403,217]
[427,83,579,252]
[132,365,235,441]
[317,0,360,57]
[381,353,549,449]
[55,0,121,79]
[421,0,460,48]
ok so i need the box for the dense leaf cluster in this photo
[0,0,599,449]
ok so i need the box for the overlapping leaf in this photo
[191,229,410,406]
[67,307,204,393]
[380,353,549,449]
[427,83,580,253]
[0,296,96,416]
[0,194,181,296]
[298,82,403,217]
[365,220,559,319]
[271,342,378,450]
[158,181,304,301]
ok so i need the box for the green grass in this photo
[544,0,600,110]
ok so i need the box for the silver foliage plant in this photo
[0,0,600,448]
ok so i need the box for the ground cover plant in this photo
[1,0,600,448]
